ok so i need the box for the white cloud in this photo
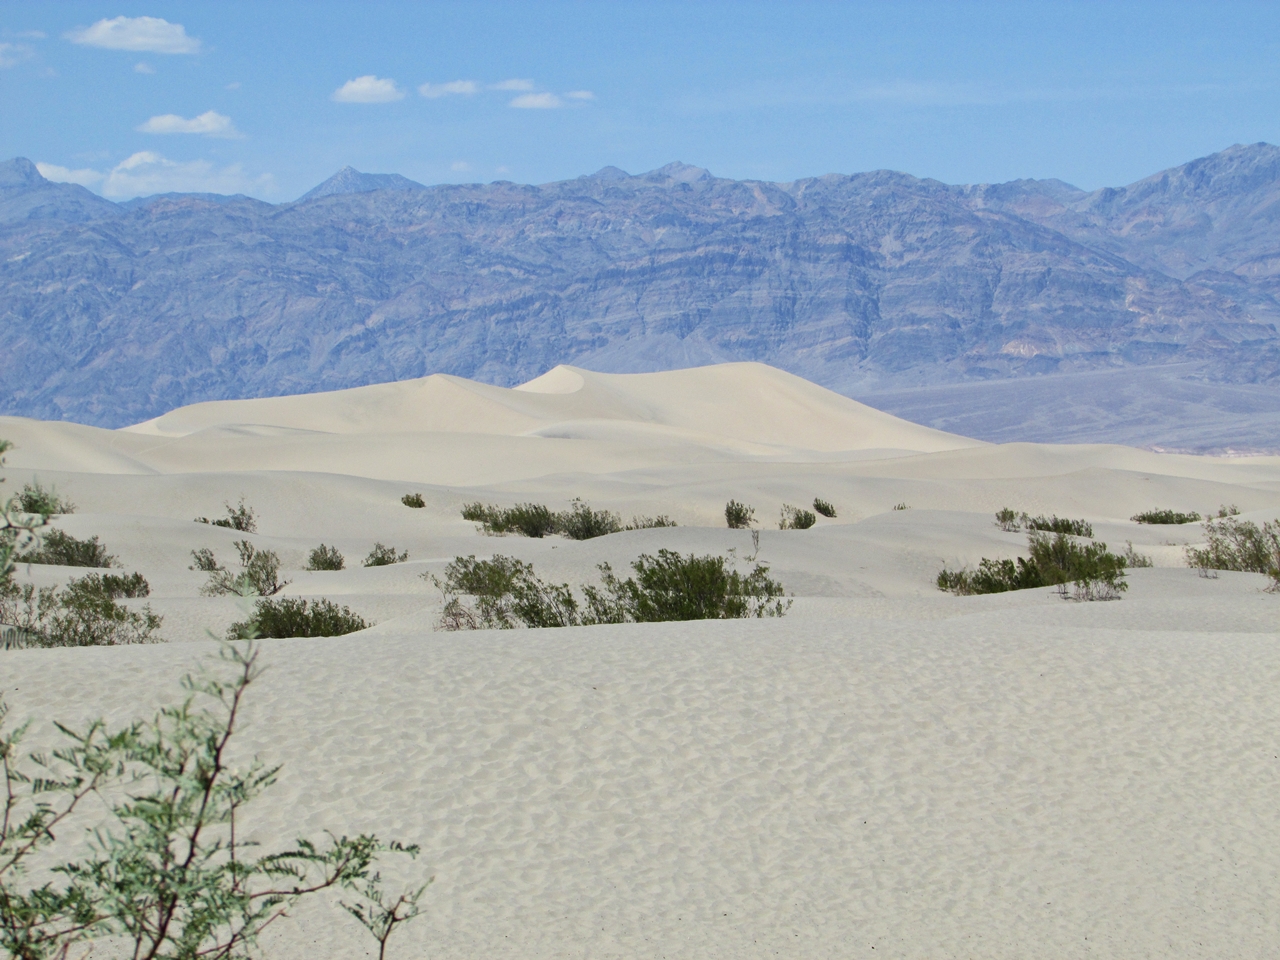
[419,79,477,98]
[225,81,241,90]
[510,92,562,109]
[450,160,471,172]
[36,162,104,188]
[491,78,534,91]
[134,61,155,74]
[0,42,34,68]
[66,16,200,54]
[565,90,595,100]
[331,75,405,103]
[137,110,243,138]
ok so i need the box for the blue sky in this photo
[3,1,1280,201]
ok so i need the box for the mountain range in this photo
[3,144,1280,448]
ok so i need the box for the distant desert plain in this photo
[3,361,1279,958]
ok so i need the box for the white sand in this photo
[3,362,1279,958]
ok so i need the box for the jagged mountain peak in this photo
[0,157,46,189]
[646,161,714,183]
[298,165,428,201]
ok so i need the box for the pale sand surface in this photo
[3,362,1280,957]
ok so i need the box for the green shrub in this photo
[995,507,1022,531]
[463,502,559,538]
[1215,504,1241,518]
[196,540,289,596]
[557,499,622,540]
[1,574,162,649]
[431,550,790,630]
[16,480,74,516]
[228,597,371,639]
[725,500,755,529]
[1124,542,1154,568]
[73,570,150,599]
[1185,516,1280,576]
[306,543,346,571]
[195,497,257,533]
[892,502,909,511]
[1024,515,1093,538]
[1,441,52,587]
[23,529,117,568]
[938,531,1128,600]
[626,515,677,529]
[1132,509,1201,525]
[364,542,409,567]
[402,492,425,508]
[0,644,425,958]
[813,498,837,518]
[778,504,816,530]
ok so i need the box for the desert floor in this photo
[3,362,1279,958]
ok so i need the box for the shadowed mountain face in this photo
[2,146,1280,432]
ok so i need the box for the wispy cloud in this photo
[510,92,562,109]
[565,90,595,101]
[450,160,471,172]
[491,78,534,91]
[66,16,200,54]
[133,61,155,74]
[137,110,242,138]
[0,42,34,68]
[419,79,477,98]
[332,75,404,103]
[39,152,271,198]
[36,162,103,188]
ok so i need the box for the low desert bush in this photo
[1215,504,1241,518]
[779,504,816,530]
[16,480,75,516]
[194,497,258,533]
[0,643,425,958]
[22,529,117,568]
[194,540,289,596]
[431,550,790,630]
[995,507,1022,531]
[364,542,409,567]
[938,530,1128,600]
[1,573,162,649]
[1025,515,1092,538]
[557,499,623,540]
[463,502,559,538]
[813,498,837,518]
[1,441,53,587]
[1132,508,1201,525]
[626,515,677,529]
[1123,541,1154,568]
[1185,516,1280,579]
[306,543,346,571]
[402,492,426,508]
[228,596,371,639]
[893,502,909,511]
[725,499,755,529]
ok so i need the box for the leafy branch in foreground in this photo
[431,549,790,630]
[0,642,426,959]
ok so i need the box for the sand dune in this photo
[3,362,1280,958]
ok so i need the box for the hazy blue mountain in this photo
[2,148,1279,447]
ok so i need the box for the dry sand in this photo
[3,362,1279,958]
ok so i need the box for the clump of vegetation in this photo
[1185,516,1280,582]
[1124,542,1154,568]
[306,543,346,571]
[626,515,677,529]
[992,508,1092,538]
[778,504,817,530]
[463,501,559,538]
[194,497,258,533]
[193,540,289,596]
[431,550,790,630]
[2,573,162,649]
[402,492,425,508]
[724,499,755,529]
[1132,508,1201,525]
[0,643,426,958]
[228,597,371,639]
[1215,504,1241,518]
[16,480,75,517]
[892,502,909,511]
[364,542,409,567]
[22,529,117,568]
[557,499,623,540]
[0,441,52,587]
[938,530,1129,601]
[813,498,837,518]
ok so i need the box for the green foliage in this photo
[22,529,117,568]
[1215,504,1241,518]
[1131,508,1201,525]
[1025,515,1093,538]
[1124,541,1154,568]
[995,507,1022,531]
[778,504,816,530]
[1,574,162,649]
[228,597,370,640]
[196,540,289,597]
[812,498,837,518]
[1185,516,1280,577]
[194,497,258,533]
[724,500,755,529]
[432,550,790,630]
[463,502,559,538]
[15,481,74,517]
[625,515,677,529]
[306,543,346,571]
[938,531,1128,601]
[557,499,622,540]
[0,643,425,959]
[363,543,408,567]
[401,492,425,508]
[892,502,909,511]
[0,442,52,590]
